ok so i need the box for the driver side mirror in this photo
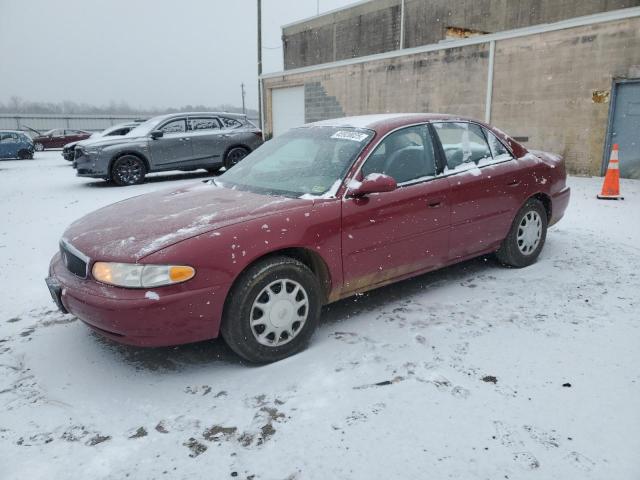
[347,173,397,197]
[150,130,164,139]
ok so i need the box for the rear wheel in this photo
[34,143,44,152]
[496,199,547,268]
[224,147,249,170]
[221,256,322,363]
[110,155,146,186]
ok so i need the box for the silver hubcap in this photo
[250,279,309,347]
[517,210,542,255]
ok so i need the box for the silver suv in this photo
[73,112,263,186]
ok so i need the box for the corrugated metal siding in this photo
[0,114,146,132]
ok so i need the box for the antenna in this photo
[241,83,246,116]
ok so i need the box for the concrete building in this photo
[260,1,640,178]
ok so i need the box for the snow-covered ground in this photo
[1,151,639,479]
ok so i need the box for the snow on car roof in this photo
[306,113,470,129]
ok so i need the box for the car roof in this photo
[307,113,482,130]
[152,111,248,122]
[305,113,529,157]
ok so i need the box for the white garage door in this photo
[271,86,305,137]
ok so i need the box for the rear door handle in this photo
[506,180,521,187]
[428,200,443,208]
[179,137,191,141]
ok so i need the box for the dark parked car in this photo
[62,121,145,161]
[0,130,35,159]
[33,129,92,151]
[72,112,263,186]
[46,114,570,363]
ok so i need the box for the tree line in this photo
[0,96,258,118]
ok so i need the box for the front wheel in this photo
[221,256,322,363]
[496,199,548,268]
[224,147,249,170]
[34,143,44,152]
[18,149,33,160]
[110,155,146,186]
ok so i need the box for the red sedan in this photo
[46,114,570,363]
[32,129,92,151]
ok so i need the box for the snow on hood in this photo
[78,136,147,149]
[63,183,303,262]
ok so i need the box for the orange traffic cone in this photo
[597,144,624,200]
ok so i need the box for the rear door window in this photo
[189,117,221,131]
[484,129,513,162]
[433,122,492,170]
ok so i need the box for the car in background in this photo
[72,112,263,186]
[33,129,92,151]
[62,121,145,161]
[0,130,35,159]
[46,113,570,363]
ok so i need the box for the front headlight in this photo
[84,146,103,156]
[92,262,195,288]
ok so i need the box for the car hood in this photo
[63,182,307,262]
[79,136,147,149]
[66,135,104,149]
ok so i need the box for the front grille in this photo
[60,241,88,278]
[74,149,83,160]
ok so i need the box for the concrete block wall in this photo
[491,18,640,175]
[403,0,640,48]
[283,0,640,69]
[264,16,640,175]
[283,0,402,69]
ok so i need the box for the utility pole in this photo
[241,82,246,116]
[399,0,405,50]
[317,0,320,15]
[257,0,263,130]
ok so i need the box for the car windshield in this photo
[217,126,374,198]
[42,129,56,136]
[124,117,164,137]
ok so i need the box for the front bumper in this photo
[46,252,229,347]
[73,152,109,178]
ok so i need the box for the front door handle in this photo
[179,137,191,141]
[428,200,443,208]
[506,180,521,187]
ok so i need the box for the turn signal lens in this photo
[92,262,113,283]
[169,266,195,283]
[91,262,196,288]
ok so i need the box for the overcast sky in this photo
[0,0,359,110]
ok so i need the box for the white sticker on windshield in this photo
[331,131,369,142]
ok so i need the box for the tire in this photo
[224,146,249,170]
[221,256,322,363]
[110,155,146,186]
[206,166,221,174]
[17,149,32,160]
[496,198,548,268]
[34,143,44,152]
